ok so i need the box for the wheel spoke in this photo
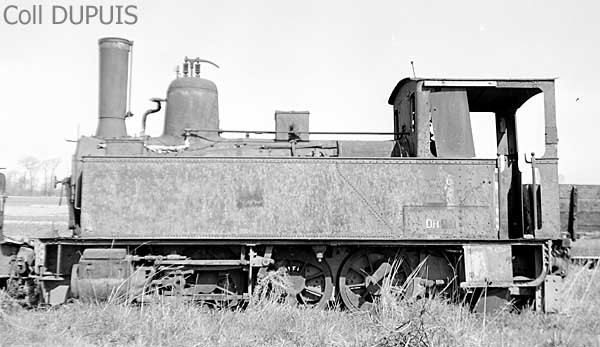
[350,266,367,277]
[365,254,373,273]
[340,249,413,311]
[346,283,366,289]
[275,252,333,308]
[300,261,308,276]
[346,282,367,293]
[304,287,323,298]
[305,271,324,282]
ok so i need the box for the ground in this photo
[1,266,599,347]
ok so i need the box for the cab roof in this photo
[388,77,557,105]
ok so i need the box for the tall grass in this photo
[1,265,598,347]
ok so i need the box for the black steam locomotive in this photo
[0,37,574,311]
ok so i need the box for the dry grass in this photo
[1,265,598,347]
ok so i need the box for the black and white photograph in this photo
[0,1,599,346]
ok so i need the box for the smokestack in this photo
[96,37,133,138]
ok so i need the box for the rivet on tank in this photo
[162,57,220,139]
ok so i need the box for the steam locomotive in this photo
[0,37,575,311]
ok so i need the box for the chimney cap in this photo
[98,37,133,46]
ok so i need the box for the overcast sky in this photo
[0,0,598,183]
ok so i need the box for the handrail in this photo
[185,128,410,136]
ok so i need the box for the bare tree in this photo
[6,156,63,196]
[5,170,27,195]
[18,155,40,194]
[40,157,62,195]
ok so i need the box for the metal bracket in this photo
[311,245,327,263]
[250,254,275,268]
[257,246,274,278]
[524,152,538,236]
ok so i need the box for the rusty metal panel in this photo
[80,157,497,239]
[430,91,476,158]
[404,206,493,238]
[275,111,309,141]
[543,274,561,313]
[463,244,513,284]
[537,160,561,239]
[104,138,144,156]
[337,141,395,157]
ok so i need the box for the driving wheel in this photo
[338,248,412,311]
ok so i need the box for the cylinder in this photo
[96,37,132,138]
[162,76,220,138]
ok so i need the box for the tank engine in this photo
[3,37,573,311]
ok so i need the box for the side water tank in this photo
[162,58,220,139]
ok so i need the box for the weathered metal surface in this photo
[403,206,491,238]
[337,141,395,158]
[71,248,135,301]
[390,80,418,157]
[275,111,309,141]
[80,157,496,239]
[536,159,561,239]
[462,244,513,285]
[543,274,561,313]
[104,138,144,156]
[388,78,551,110]
[96,37,132,138]
[163,76,219,139]
[430,90,475,158]
[46,285,70,306]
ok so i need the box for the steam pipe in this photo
[141,98,166,137]
[96,37,133,138]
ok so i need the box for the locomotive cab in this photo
[389,78,561,241]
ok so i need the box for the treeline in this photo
[3,156,62,196]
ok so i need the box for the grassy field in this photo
[0,265,598,347]
[2,196,69,239]
[1,196,600,346]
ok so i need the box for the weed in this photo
[0,265,598,347]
